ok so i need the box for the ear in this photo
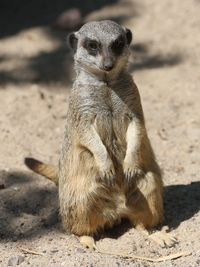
[67,32,78,52]
[125,28,132,45]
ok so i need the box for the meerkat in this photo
[25,20,176,248]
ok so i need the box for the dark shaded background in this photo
[0,0,181,87]
[0,0,117,37]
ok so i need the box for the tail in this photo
[24,157,58,185]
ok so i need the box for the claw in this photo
[106,175,115,187]
[124,166,144,186]
[80,236,96,249]
[149,231,178,248]
[99,169,116,187]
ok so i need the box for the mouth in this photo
[91,65,114,76]
[101,69,113,73]
[77,61,117,80]
[99,66,115,73]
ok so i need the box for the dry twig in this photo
[95,246,191,263]
[19,247,44,256]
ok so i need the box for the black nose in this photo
[104,65,113,71]
[103,62,114,71]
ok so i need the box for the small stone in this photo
[149,248,156,254]
[12,236,18,242]
[0,183,5,189]
[132,244,137,251]
[76,247,85,253]
[13,186,19,191]
[196,259,200,265]
[8,255,25,266]
[51,249,59,253]
[39,91,45,100]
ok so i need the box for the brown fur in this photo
[25,21,167,246]
[25,157,58,185]
[25,76,164,236]
[58,74,164,237]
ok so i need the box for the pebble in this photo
[8,255,25,266]
[0,183,5,189]
[76,247,85,253]
[13,187,19,191]
[51,249,59,253]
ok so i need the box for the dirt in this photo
[0,0,200,266]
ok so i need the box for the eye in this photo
[111,36,125,55]
[88,41,98,51]
[83,38,100,56]
[115,39,124,48]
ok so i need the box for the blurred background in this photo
[0,0,184,87]
[0,0,199,173]
[0,1,200,266]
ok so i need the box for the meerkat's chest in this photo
[94,89,132,147]
[76,85,133,140]
[94,88,131,122]
[111,91,133,140]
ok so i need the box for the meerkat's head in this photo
[68,20,132,80]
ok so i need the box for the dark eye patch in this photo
[83,38,100,56]
[111,35,125,55]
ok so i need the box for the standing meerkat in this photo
[25,20,176,248]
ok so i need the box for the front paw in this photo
[123,162,143,185]
[98,161,115,186]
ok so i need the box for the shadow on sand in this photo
[0,1,183,88]
[0,170,59,240]
[0,170,199,241]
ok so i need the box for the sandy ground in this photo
[0,0,200,266]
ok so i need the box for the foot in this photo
[149,227,177,247]
[79,236,96,249]
[149,231,177,247]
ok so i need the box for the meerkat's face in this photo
[68,20,132,80]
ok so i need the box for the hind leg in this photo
[75,210,119,249]
[60,183,118,250]
[127,172,177,247]
[61,207,106,249]
[61,213,103,250]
